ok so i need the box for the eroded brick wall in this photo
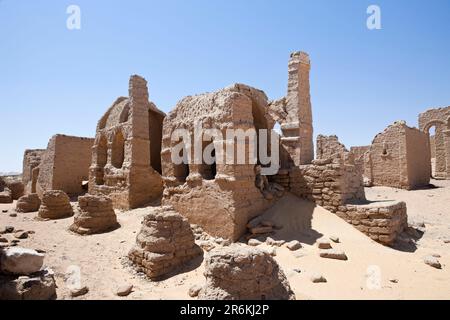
[288,157,407,246]
[37,135,94,197]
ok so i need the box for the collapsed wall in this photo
[290,158,407,245]
[316,135,348,160]
[89,75,164,210]
[36,135,94,197]
[269,134,407,246]
[22,149,46,194]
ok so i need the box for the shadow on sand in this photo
[249,193,323,245]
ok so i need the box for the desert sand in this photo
[0,180,449,300]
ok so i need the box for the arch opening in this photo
[173,140,190,183]
[111,131,125,169]
[95,135,108,185]
[200,139,217,180]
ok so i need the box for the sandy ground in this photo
[0,179,449,300]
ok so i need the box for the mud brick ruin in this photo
[352,121,431,190]
[36,135,94,197]
[10,51,450,253]
[70,195,119,235]
[88,75,164,210]
[160,84,276,241]
[419,106,450,179]
[128,206,202,279]
[22,149,45,194]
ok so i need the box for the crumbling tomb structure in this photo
[418,106,450,179]
[354,121,431,190]
[88,75,164,210]
[157,52,406,245]
[160,83,277,241]
[15,51,413,247]
[36,135,94,197]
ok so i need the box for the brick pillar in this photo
[283,51,314,166]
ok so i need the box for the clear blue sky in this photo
[1,0,449,172]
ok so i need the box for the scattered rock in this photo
[14,231,29,239]
[265,247,277,257]
[0,268,56,300]
[266,237,285,247]
[2,210,8,213]
[293,268,302,274]
[286,240,302,251]
[198,245,295,300]
[423,256,442,269]
[70,286,89,297]
[0,247,44,275]
[389,278,399,284]
[293,251,306,258]
[248,239,262,246]
[0,236,8,243]
[317,239,332,249]
[310,273,327,283]
[432,253,441,258]
[319,249,348,261]
[329,236,340,243]
[9,213,17,217]
[116,284,133,297]
[188,284,202,298]
[0,226,14,234]
[197,240,216,252]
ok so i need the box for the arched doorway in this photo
[424,120,447,179]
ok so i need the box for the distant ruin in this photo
[354,121,431,190]
[36,135,94,197]
[22,149,45,194]
[418,106,450,179]
[88,75,164,210]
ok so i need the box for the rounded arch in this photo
[111,130,125,169]
[423,120,446,134]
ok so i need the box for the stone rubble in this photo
[198,245,295,300]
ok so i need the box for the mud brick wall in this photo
[336,202,407,245]
[288,158,407,246]
[290,158,365,211]
[37,134,94,197]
